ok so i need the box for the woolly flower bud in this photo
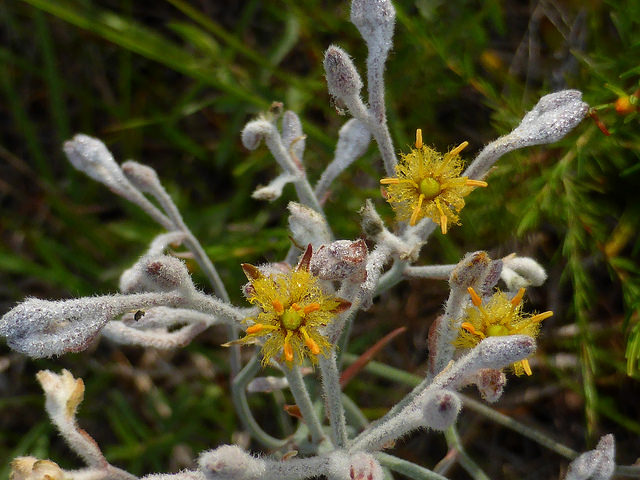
[360,199,385,239]
[438,335,536,390]
[63,134,129,193]
[241,119,272,151]
[198,445,265,480]
[36,369,84,422]
[121,160,162,194]
[0,298,118,358]
[324,46,363,101]
[420,389,462,431]
[142,255,193,292]
[474,368,507,403]
[501,255,547,291]
[288,202,332,249]
[311,239,368,282]
[350,453,383,480]
[120,255,194,294]
[450,251,501,293]
[252,173,298,202]
[565,434,615,480]
[350,0,396,53]
[328,452,383,480]
[0,291,183,358]
[511,90,589,147]
[475,335,536,371]
[10,457,64,480]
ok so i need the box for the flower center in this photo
[281,307,303,331]
[419,177,440,200]
[486,324,510,337]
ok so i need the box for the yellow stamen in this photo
[415,128,423,149]
[246,324,264,334]
[461,322,475,333]
[461,322,485,339]
[380,178,400,185]
[440,215,448,234]
[510,288,526,307]
[303,303,321,315]
[283,331,294,362]
[467,287,482,307]
[449,141,469,157]
[410,193,425,226]
[246,323,278,334]
[434,200,448,234]
[300,327,320,355]
[521,358,532,376]
[530,311,554,323]
[272,299,284,314]
[466,179,488,187]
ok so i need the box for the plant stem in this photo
[231,355,288,449]
[444,426,490,480]
[319,352,348,447]
[375,453,448,480]
[285,365,327,446]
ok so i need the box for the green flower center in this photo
[486,324,510,337]
[419,177,441,200]
[281,308,303,330]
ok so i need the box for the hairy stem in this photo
[285,365,327,446]
[231,355,288,449]
[319,352,348,447]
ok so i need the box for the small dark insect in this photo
[134,310,145,321]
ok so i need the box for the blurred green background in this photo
[1,1,639,478]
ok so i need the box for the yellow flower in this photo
[453,287,553,376]
[237,245,350,367]
[380,129,487,233]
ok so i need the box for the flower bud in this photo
[0,291,183,358]
[359,199,385,238]
[36,369,85,422]
[121,160,162,194]
[350,0,396,54]
[0,298,118,358]
[241,119,272,151]
[348,453,384,480]
[474,368,507,403]
[252,173,298,202]
[121,255,193,294]
[198,445,265,480]
[511,90,589,147]
[565,434,615,480]
[288,202,332,249]
[449,251,495,290]
[310,239,368,282]
[501,255,547,291]
[10,457,64,480]
[63,134,130,194]
[420,389,462,431]
[324,46,363,101]
[475,335,536,372]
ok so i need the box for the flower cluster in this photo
[380,129,487,233]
